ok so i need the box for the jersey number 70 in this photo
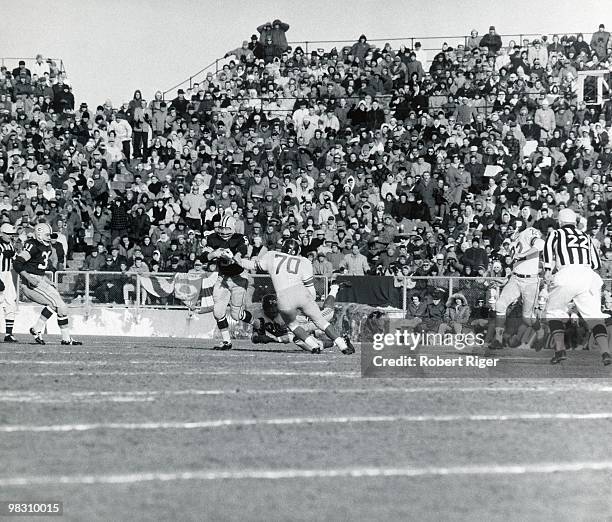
[274,254,301,275]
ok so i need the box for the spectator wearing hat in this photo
[11,60,31,79]
[479,26,502,57]
[439,293,471,334]
[257,19,290,53]
[248,34,264,59]
[424,289,447,330]
[590,24,611,60]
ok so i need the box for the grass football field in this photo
[1,337,612,521]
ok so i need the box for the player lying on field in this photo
[231,239,354,354]
[251,281,350,351]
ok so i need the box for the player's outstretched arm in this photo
[238,257,257,271]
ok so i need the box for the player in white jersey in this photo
[491,224,545,349]
[543,208,610,365]
[237,239,354,354]
[0,223,18,342]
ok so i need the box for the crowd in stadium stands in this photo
[1,23,612,296]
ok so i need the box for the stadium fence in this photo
[162,30,598,98]
[16,272,612,315]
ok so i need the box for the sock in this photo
[240,309,254,325]
[494,326,504,342]
[549,320,565,352]
[334,336,348,351]
[5,319,14,335]
[328,284,339,298]
[302,335,320,350]
[593,324,609,355]
[290,325,320,351]
[34,307,53,333]
[217,316,231,343]
[58,316,70,342]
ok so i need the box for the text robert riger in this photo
[372,354,499,369]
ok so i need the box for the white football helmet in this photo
[558,208,577,225]
[0,223,16,235]
[218,215,236,241]
[34,222,52,245]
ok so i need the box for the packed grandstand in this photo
[1,24,612,312]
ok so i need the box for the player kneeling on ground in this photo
[252,280,350,351]
[14,223,81,345]
[238,239,354,354]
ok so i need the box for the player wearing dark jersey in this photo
[14,222,81,345]
[200,215,254,350]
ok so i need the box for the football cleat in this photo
[212,341,232,350]
[30,327,45,345]
[341,334,355,355]
[61,339,82,346]
[488,339,504,350]
[550,350,568,365]
[602,352,611,366]
[311,346,321,354]
[3,334,18,343]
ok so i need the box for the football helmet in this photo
[218,215,236,241]
[262,294,279,318]
[558,208,577,225]
[280,238,300,256]
[0,223,16,236]
[34,222,52,245]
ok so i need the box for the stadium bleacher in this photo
[0,26,611,315]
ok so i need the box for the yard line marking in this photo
[2,461,612,486]
[0,351,259,357]
[1,412,612,433]
[0,370,359,378]
[0,359,335,366]
[3,384,612,403]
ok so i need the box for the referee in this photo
[543,208,610,365]
[0,223,18,342]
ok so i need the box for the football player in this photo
[238,239,354,354]
[491,225,545,349]
[14,222,81,345]
[200,215,255,350]
[252,280,350,351]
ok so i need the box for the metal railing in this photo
[16,271,329,313]
[286,32,598,56]
[15,272,612,316]
[0,56,66,75]
[161,29,599,99]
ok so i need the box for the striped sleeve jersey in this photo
[0,242,15,272]
[543,225,600,271]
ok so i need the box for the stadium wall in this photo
[12,305,219,339]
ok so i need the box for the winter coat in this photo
[444,293,471,324]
